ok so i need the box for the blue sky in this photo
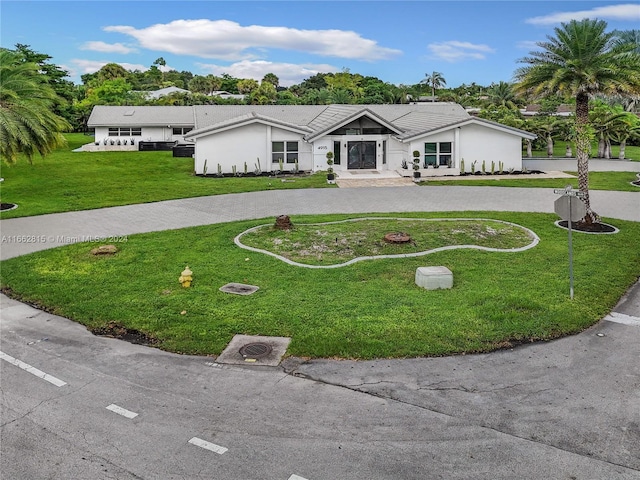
[2,1,639,87]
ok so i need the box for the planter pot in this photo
[413,171,421,179]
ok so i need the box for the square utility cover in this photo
[216,334,291,366]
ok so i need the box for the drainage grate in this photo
[239,342,272,359]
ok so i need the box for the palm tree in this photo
[421,71,446,99]
[0,49,70,164]
[486,81,520,110]
[612,29,640,53]
[515,18,640,225]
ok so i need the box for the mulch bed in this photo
[557,220,617,233]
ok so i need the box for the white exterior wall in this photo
[271,127,312,172]
[195,123,268,174]
[193,124,309,174]
[457,124,523,171]
[385,137,406,170]
[313,138,333,171]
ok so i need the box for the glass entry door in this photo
[347,141,376,169]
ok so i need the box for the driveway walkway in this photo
[1,186,638,260]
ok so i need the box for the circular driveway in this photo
[1,185,639,479]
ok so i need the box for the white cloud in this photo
[104,19,401,61]
[526,3,640,25]
[427,41,495,62]
[80,41,135,54]
[197,60,340,86]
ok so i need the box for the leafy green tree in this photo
[275,90,300,105]
[249,81,277,104]
[262,73,279,88]
[11,44,78,125]
[0,50,71,164]
[515,18,640,224]
[219,73,241,94]
[237,78,259,95]
[189,75,211,94]
[80,78,135,106]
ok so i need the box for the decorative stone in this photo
[275,215,293,230]
[415,266,453,290]
[91,244,118,255]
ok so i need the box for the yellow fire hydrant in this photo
[179,266,193,288]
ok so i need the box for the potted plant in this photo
[326,151,336,184]
[412,150,421,181]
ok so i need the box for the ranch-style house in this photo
[86,104,536,175]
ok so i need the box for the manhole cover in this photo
[239,342,272,358]
[219,283,259,295]
[383,232,411,243]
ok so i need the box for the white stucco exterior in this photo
[194,124,312,174]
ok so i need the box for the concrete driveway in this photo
[1,185,639,479]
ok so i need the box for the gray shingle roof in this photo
[88,103,533,140]
[88,106,195,127]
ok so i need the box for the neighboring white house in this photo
[142,86,191,100]
[86,104,535,174]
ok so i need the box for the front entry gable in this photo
[305,108,403,142]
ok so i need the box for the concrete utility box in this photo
[415,266,453,290]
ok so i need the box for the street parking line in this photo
[106,404,138,419]
[188,437,228,454]
[0,351,67,387]
[605,312,640,327]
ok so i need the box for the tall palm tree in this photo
[486,81,520,110]
[0,49,70,165]
[515,18,640,225]
[421,71,446,99]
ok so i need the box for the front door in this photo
[347,141,376,169]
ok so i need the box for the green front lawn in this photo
[0,133,333,219]
[424,171,640,191]
[2,211,638,359]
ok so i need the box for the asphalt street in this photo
[1,182,639,479]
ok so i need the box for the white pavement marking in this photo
[0,351,67,387]
[188,437,228,454]
[289,475,309,480]
[106,404,138,419]
[604,312,640,327]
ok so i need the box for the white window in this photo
[424,142,452,167]
[172,127,192,135]
[109,127,141,137]
[272,141,299,164]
